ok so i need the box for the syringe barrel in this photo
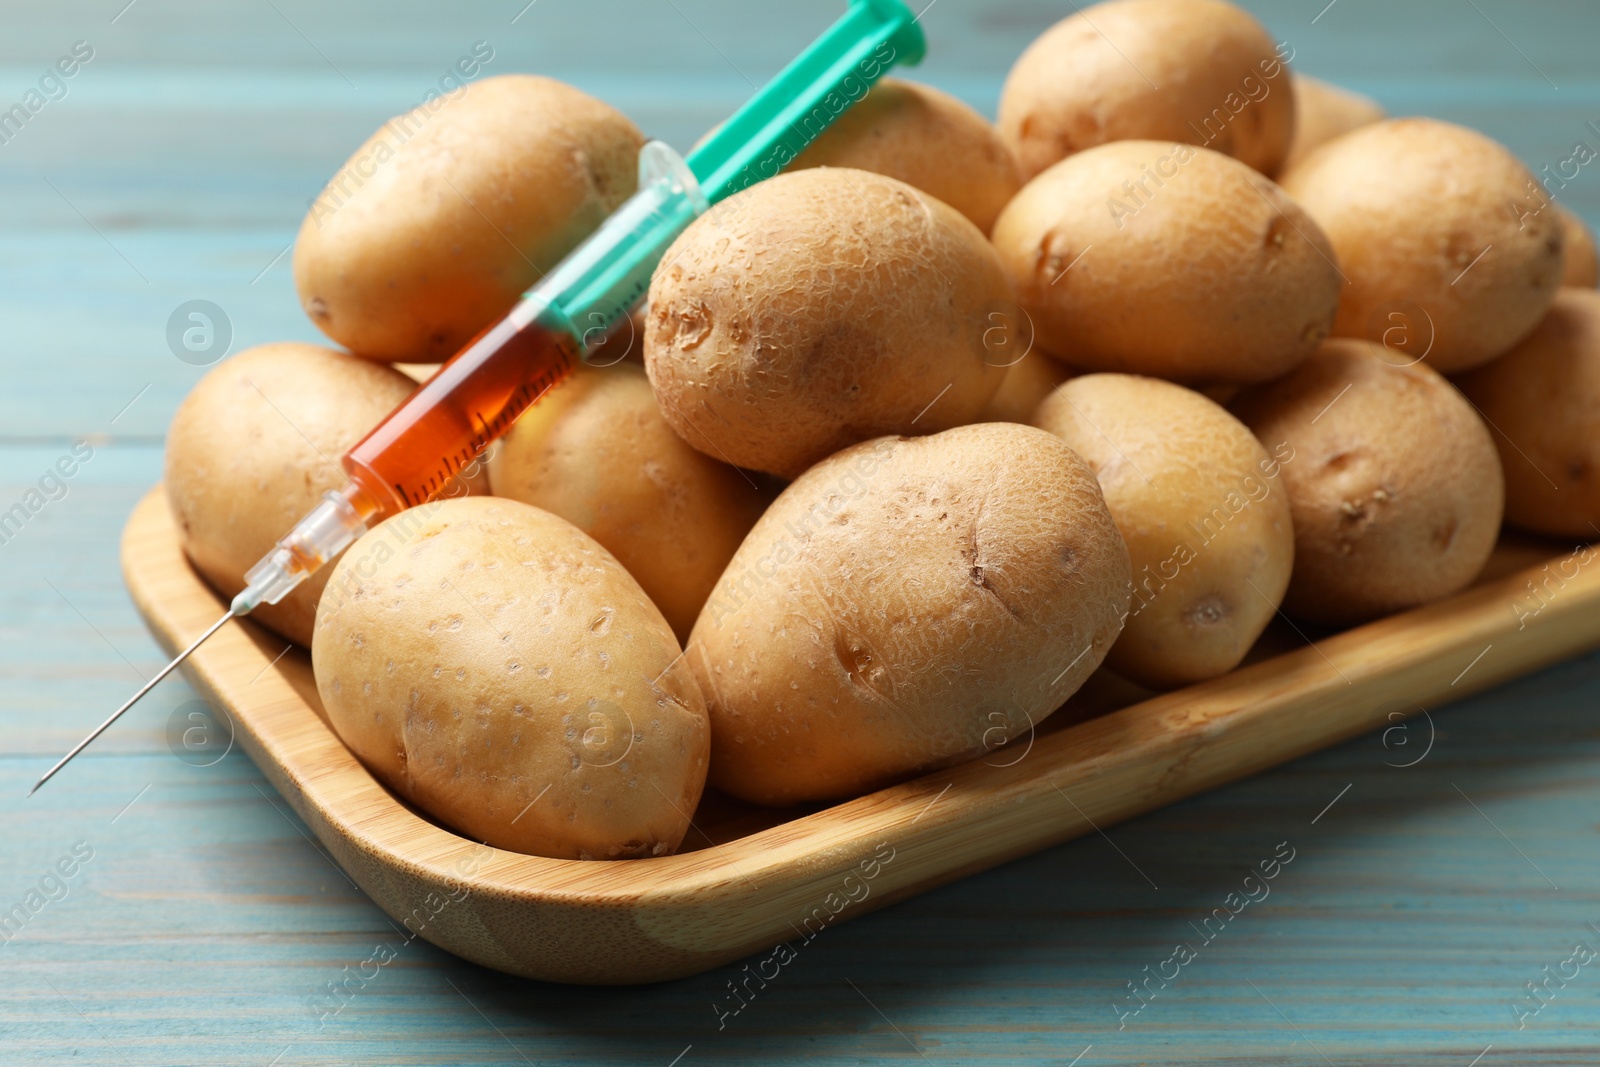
[510,141,710,351]
[334,142,709,515]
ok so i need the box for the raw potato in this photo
[1560,206,1599,288]
[788,77,1021,234]
[164,342,422,647]
[1279,118,1564,373]
[687,423,1132,805]
[488,363,769,643]
[991,141,1340,384]
[295,75,644,362]
[980,352,1072,424]
[1033,374,1294,689]
[1278,74,1384,174]
[1455,289,1600,537]
[646,168,1010,478]
[313,496,709,860]
[998,0,1295,180]
[1231,339,1504,626]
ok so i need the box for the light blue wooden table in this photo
[4,1,1599,1063]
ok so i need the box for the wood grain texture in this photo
[6,0,1600,1062]
[122,483,1600,986]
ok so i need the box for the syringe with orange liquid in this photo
[31,0,926,795]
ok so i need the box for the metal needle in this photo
[29,607,239,796]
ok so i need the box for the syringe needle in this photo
[31,487,367,797]
[29,606,239,797]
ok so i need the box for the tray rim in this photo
[119,483,1600,983]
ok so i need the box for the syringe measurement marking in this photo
[400,352,575,508]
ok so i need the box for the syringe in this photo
[31,0,926,795]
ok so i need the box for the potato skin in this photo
[1455,289,1600,538]
[1232,339,1504,626]
[1277,74,1384,174]
[991,141,1340,384]
[645,168,1010,479]
[487,363,769,644]
[164,342,421,646]
[789,77,1022,234]
[1279,118,1564,373]
[313,496,709,860]
[980,351,1072,424]
[1560,206,1599,288]
[1033,374,1294,688]
[294,75,643,362]
[998,0,1294,180]
[688,423,1131,805]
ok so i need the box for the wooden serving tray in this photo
[122,485,1600,985]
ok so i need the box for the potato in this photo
[788,77,1021,234]
[1231,339,1504,626]
[164,342,421,647]
[294,75,643,362]
[980,351,1072,424]
[1560,206,1599,288]
[998,0,1294,181]
[1455,289,1600,538]
[313,496,709,860]
[1278,74,1384,174]
[646,168,1010,478]
[687,423,1131,805]
[990,141,1340,384]
[488,363,769,644]
[1033,374,1294,688]
[1278,118,1563,374]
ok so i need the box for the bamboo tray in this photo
[121,484,1600,985]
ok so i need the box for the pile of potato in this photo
[163,0,1600,860]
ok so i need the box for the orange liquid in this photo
[342,315,579,516]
